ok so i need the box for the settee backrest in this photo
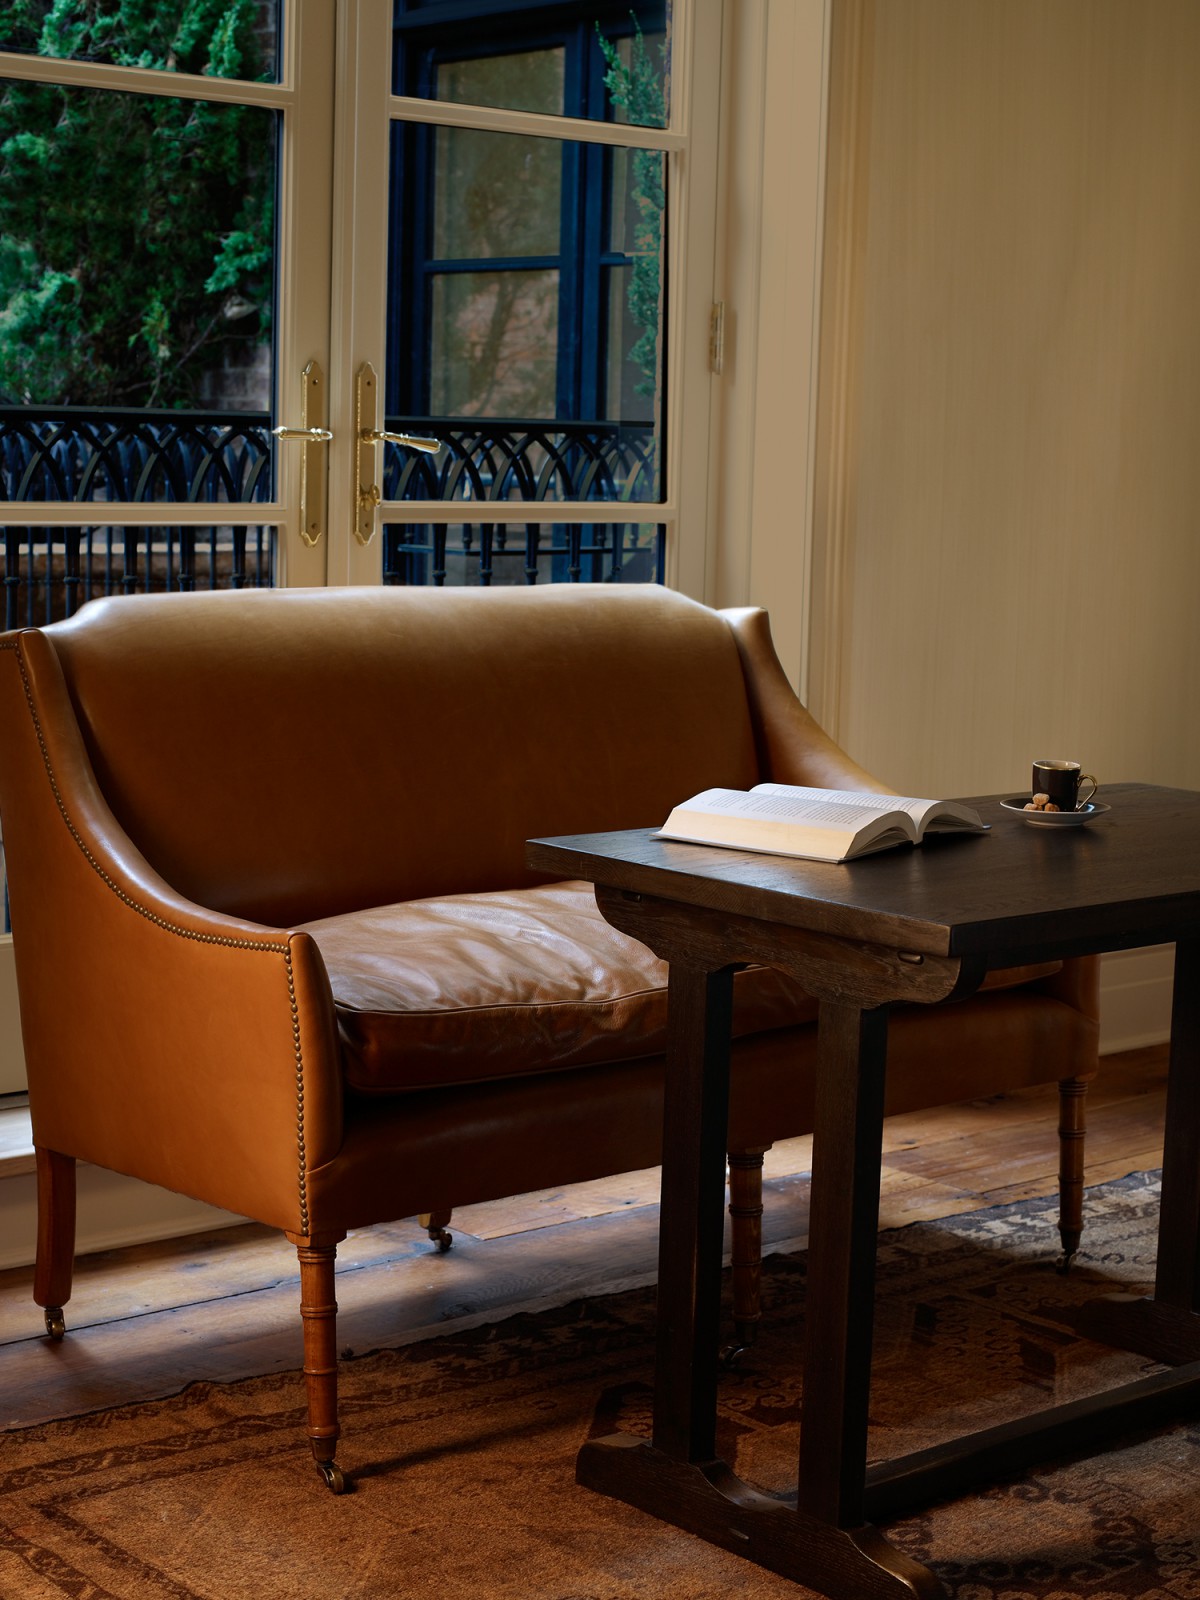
[38,584,762,925]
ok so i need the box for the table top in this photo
[528,783,1200,965]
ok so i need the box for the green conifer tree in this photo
[0,0,272,407]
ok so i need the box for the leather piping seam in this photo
[5,638,311,1234]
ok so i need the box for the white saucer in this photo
[1001,798,1110,828]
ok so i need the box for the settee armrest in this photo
[0,631,344,1235]
[721,607,894,794]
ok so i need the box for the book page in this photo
[750,783,922,825]
[676,788,898,826]
[751,784,984,834]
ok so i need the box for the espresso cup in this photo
[1031,760,1098,812]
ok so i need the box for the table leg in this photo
[799,1000,890,1527]
[652,959,736,1462]
[1155,937,1200,1309]
[1090,936,1200,1364]
[577,969,945,1600]
[1077,937,1200,1364]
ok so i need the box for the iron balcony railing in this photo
[380,416,658,503]
[0,406,663,623]
[379,415,662,587]
[0,406,274,505]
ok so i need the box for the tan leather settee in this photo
[0,583,1099,1492]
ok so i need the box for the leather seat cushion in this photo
[300,880,820,1094]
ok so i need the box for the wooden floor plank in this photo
[0,1045,1167,1432]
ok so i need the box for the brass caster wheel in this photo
[44,1306,66,1341]
[719,1341,748,1370]
[429,1227,453,1253]
[1056,1250,1077,1277]
[316,1460,348,1495]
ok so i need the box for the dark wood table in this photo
[527,783,1200,1600]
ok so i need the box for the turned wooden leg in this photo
[1057,1077,1088,1271]
[288,1233,348,1493]
[34,1147,76,1340]
[418,1209,453,1251]
[727,1147,769,1357]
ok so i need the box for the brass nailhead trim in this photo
[4,638,312,1234]
[285,949,310,1235]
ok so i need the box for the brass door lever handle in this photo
[273,425,334,442]
[361,428,440,454]
[273,363,329,546]
[354,363,441,544]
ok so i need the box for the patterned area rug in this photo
[2,1170,1198,1600]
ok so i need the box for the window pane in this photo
[430,271,559,416]
[606,268,655,424]
[435,48,563,117]
[389,128,665,494]
[434,128,561,260]
[388,11,672,506]
[0,0,280,83]
[609,146,633,253]
[606,145,664,422]
[379,420,659,504]
[382,520,663,587]
[603,27,668,130]
[393,1,669,128]
[0,520,278,631]
[0,80,275,413]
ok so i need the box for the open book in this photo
[657,783,989,863]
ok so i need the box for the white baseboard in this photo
[0,948,1174,1273]
[0,1160,245,1273]
[1099,944,1174,1055]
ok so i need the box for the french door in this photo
[330,0,720,595]
[0,0,722,1090]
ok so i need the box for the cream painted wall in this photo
[809,0,1200,801]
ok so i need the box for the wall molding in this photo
[0,1156,244,1273]
[1098,943,1174,1056]
[710,0,832,697]
[807,0,872,731]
